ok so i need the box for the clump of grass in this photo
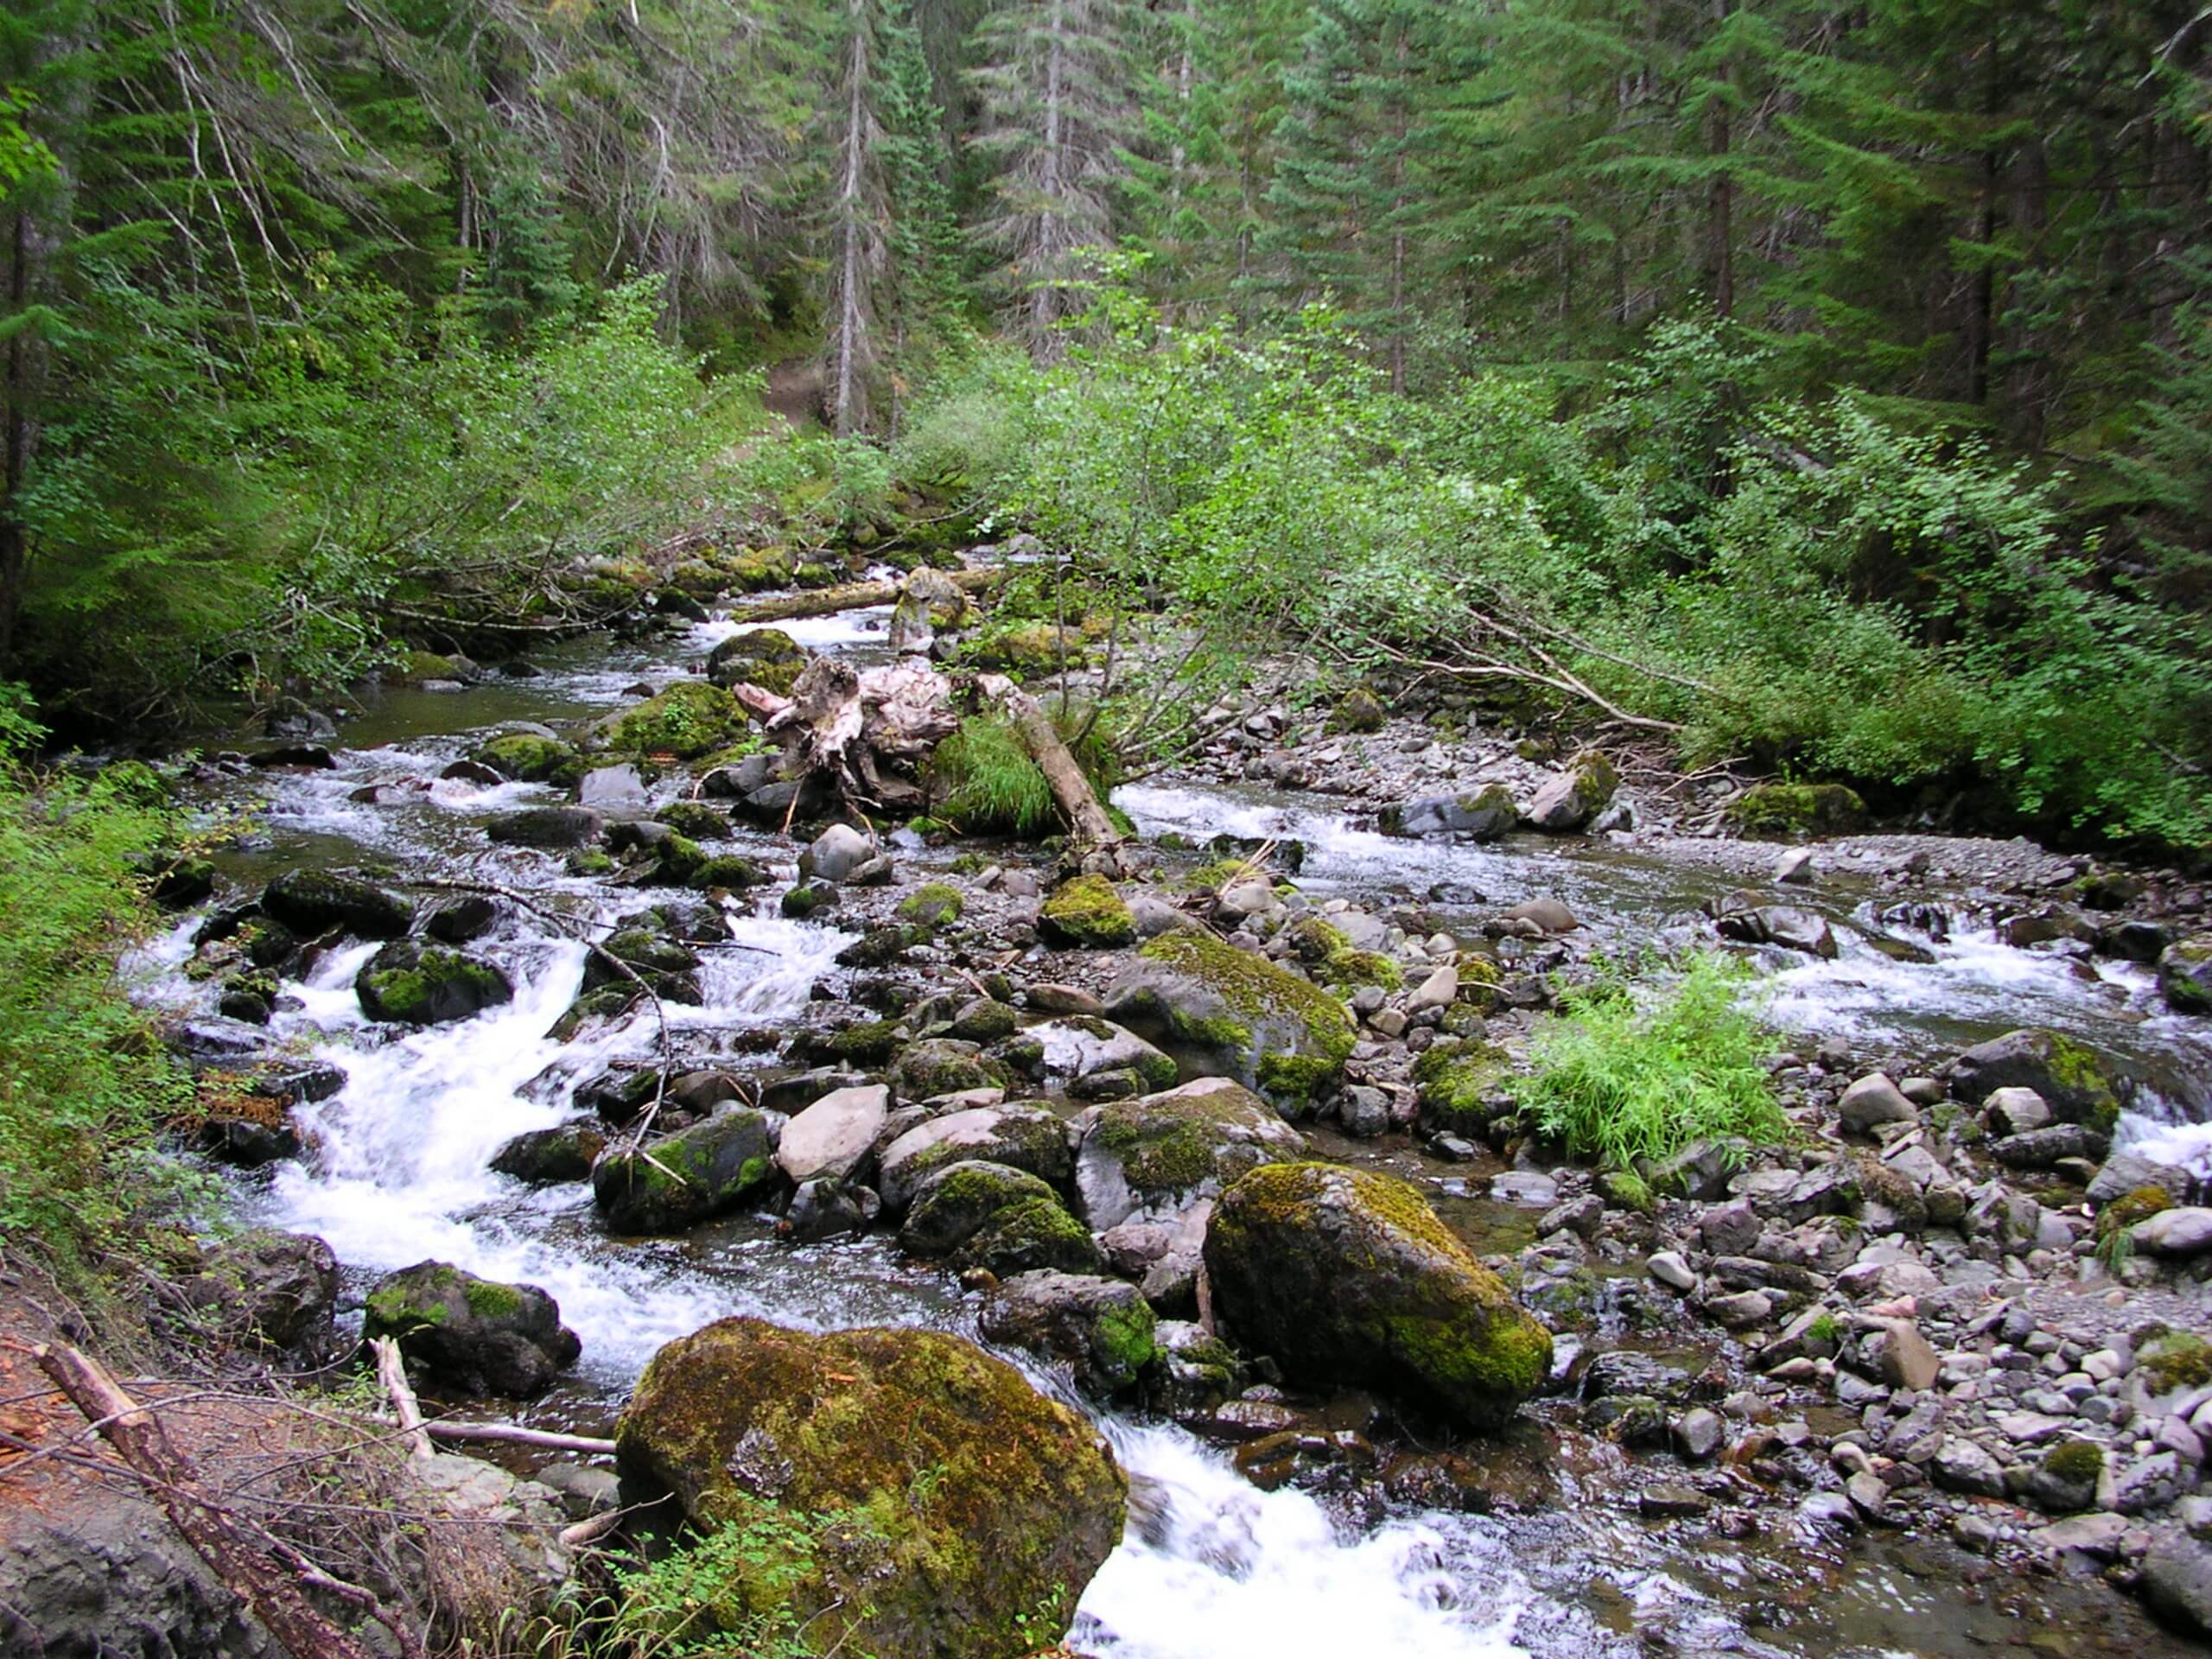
[925,707,1122,838]
[1510,950,1786,1171]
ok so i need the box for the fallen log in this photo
[371,1336,432,1462]
[725,566,996,626]
[422,1421,619,1456]
[36,1343,419,1659]
[977,673,1122,851]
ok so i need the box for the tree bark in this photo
[723,566,995,625]
[832,0,871,435]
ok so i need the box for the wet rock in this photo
[2142,1530,2212,1637]
[1649,1137,1740,1201]
[577,764,650,810]
[995,1016,1177,1098]
[260,868,414,939]
[491,1122,607,1185]
[485,806,603,849]
[1714,899,1837,958]
[890,1038,1009,1101]
[615,1318,1124,1659]
[1205,1162,1552,1430]
[2160,938,2212,1014]
[1385,785,1516,841]
[1988,1124,2109,1169]
[1948,1027,2123,1131]
[355,939,514,1026]
[777,1084,891,1185]
[2134,1206,2212,1257]
[2088,1152,2191,1206]
[1103,931,1357,1110]
[979,1270,1159,1397]
[425,894,500,944]
[472,732,581,784]
[706,627,807,695]
[875,1104,1074,1212]
[782,880,842,918]
[1774,848,1817,886]
[594,682,747,760]
[901,1161,1102,1275]
[592,1108,779,1233]
[1027,982,1106,1017]
[1522,751,1618,833]
[785,1178,880,1241]
[175,1230,339,1361]
[1648,1250,1696,1292]
[1675,1408,1725,1461]
[1838,1073,1916,1135]
[1039,874,1138,948]
[362,1261,580,1397]
[1098,1198,1213,1314]
[1072,1077,1307,1230]
[803,823,877,884]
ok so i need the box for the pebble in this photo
[1647,1250,1696,1292]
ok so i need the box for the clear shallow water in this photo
[148,603,2212,1658]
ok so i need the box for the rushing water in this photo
[149,610,2212,1659]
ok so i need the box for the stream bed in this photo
[143,603,2212,1659]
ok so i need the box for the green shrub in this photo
[608,1503,878,1659]
[1510,952,1786,1170]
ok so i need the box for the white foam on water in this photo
[1074,1423,1532,1659]
[694,607,893,652]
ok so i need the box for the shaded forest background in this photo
[3,0,2210,845]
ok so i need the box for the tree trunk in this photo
[977,672,1119,848]
[724,566,995,626]
[832,0,870,435]
[1708,0,1734,319]
[1032,0,1067,351]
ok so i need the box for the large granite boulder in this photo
[361,1261,580,1397]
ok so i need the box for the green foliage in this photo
[1510,951,1786,1170]
[610,1506,877,1659]
[928,715,1057,836]
[0,720,200,1280]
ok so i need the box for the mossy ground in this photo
[1040,874,1135,948]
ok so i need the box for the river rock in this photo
[260,868,414,939]
[706,627,807,694]
[890,1038,1009,1101]
[1947,1027,2122,1130]
[1103,931,1357,1109]
[785,1178,880,1241]
[1715,899,1837,958]
[355,939,514,1025]
[1039,874,1140,948]
[2134,1206,2212,1257]
[776,1084,890,1185]
[615,1319,1124,1659]
[979,1271,1160,1397]
[876,1104,1073,1211]
[1984,1085,2053,1135]
[803,823,877,883]
[362,1261,580,1397]
[1838,1073,1916,1134]
[994,1016,1177,1098]
[175,1230,339,1361]
[1386,785,1516,840]
[471,732,579,783]
[1521,751,1618,833]
[491,1122,607,1185]
[1072,1077,1308,1230]
[1501,897,1578,934]
[901,1160,1103,1274]
[592,1108,778,1233]
[485,806,603,849]
[1204,1162,1553,1429]
[2087,1152,2192,1206]
[594,682,747,760]
[2160,938,2212,1014]
[2143,1530,2212,1637]
[425,894,499,944]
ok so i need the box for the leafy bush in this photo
[0,702,199,1278]
[1509,952,1786,1170]
[607,1506,875,1659]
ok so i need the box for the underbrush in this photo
[925,707,1122,838]
[1510,952,1787,1171]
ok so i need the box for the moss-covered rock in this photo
[1948,1028,2124,1133]
[261,868,415,940]
[890,1038,1009,1102]
[1103,931,1357,1109]
[472,733,583,786]
[1327,686,1388,734]
[355,940,514,1026]
[991,1016,1175,1098]
[878,1105,1074,1211]
[901,1160,1104,1275]
[1522,750,1619,833]
[2139,1329,2212,1396]
[896,881,966,931]
[967,622,1085,677]
[2158,936,2212,1014]
[581,925,703,1004]
[1285,916,1403,991]
[361,1261,580,1397]
[592,1109,779,1233]
[1039,874,1137,949]
[979,1271,1158,1398]
[490,1122,607,1185]
[723,546,795,593]
[615,1318,1124,1659]
[597,682,750,760]
[1204,1162,1553,1430]
[655,801,733,841]
[1072,1077,1307,1230]
[1724,781,1868,838]
[706,628,808,696]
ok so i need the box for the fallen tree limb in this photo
[35,1343,421,1659]
[371,1338,431,1462]
[422,1421,618,1455]
[976,673,1122,850]
[724,566,995,626]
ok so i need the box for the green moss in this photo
[567,848,616,876]
[1040,874,1136,948]
[1723,781,1867,837]
[1413,1040,1508,1137]
[1328,686,1388,734]
[2041,1033,2124,1134]
[2097,1185,2172,1239]
[1135,930,1355,1102]
[657,801,732,840]
[1286,917,1402,991]
[830,1018,905,1065]
[2139,1330,2212,1395]
[898,882,966,930]
[707,627,807,696]
[963,1195,1103,1275]
[964,622,1087,677]
[1091,1297,1161,1379]
[2040,1440,2105,1484]
[474,733,581,785]
[463,1278,524,1319]
[602,682,749,760]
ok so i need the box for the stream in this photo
[141,601,2212,1659]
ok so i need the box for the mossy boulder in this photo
[1103,931,1357,1109]
[361,1261,580,1398]
[2159,937,2212,1014]
[901,1160,1104,1276]
[978,1271,1159,1398]
[968,622,1084,677]
[1412,1040,1510,1139]
[355,940,514,1026]
[472,733,583,786]
[592,1109,779,1234]
[896,881,966,931]
[1948,1028,2125,1133]
[1204,1162,1554,1430]
[1724,781,1868,838]
[1382,785,1517,841]
[991,1016,1175,1099]
[485,805,604,849]
[877,1105,1074,1211]
[1072,1077,1307,1230]
[582,925,703,1004]
[615,1319,1124,1659]
[1039,874,1137,949]
[490,1122,607,1185]
[261,868,415,940]
[1522,750,1619,833]
[723,546,795,593]
[2139,1330,2212,1396]
[597,682,750,760]
[655,801,733,841]
[1327,685,1388,734]
[889,1038,1009,1102]
[706,628,809,696]
[1285,916,1403,991]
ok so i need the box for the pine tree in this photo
[969,0,1141,355]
